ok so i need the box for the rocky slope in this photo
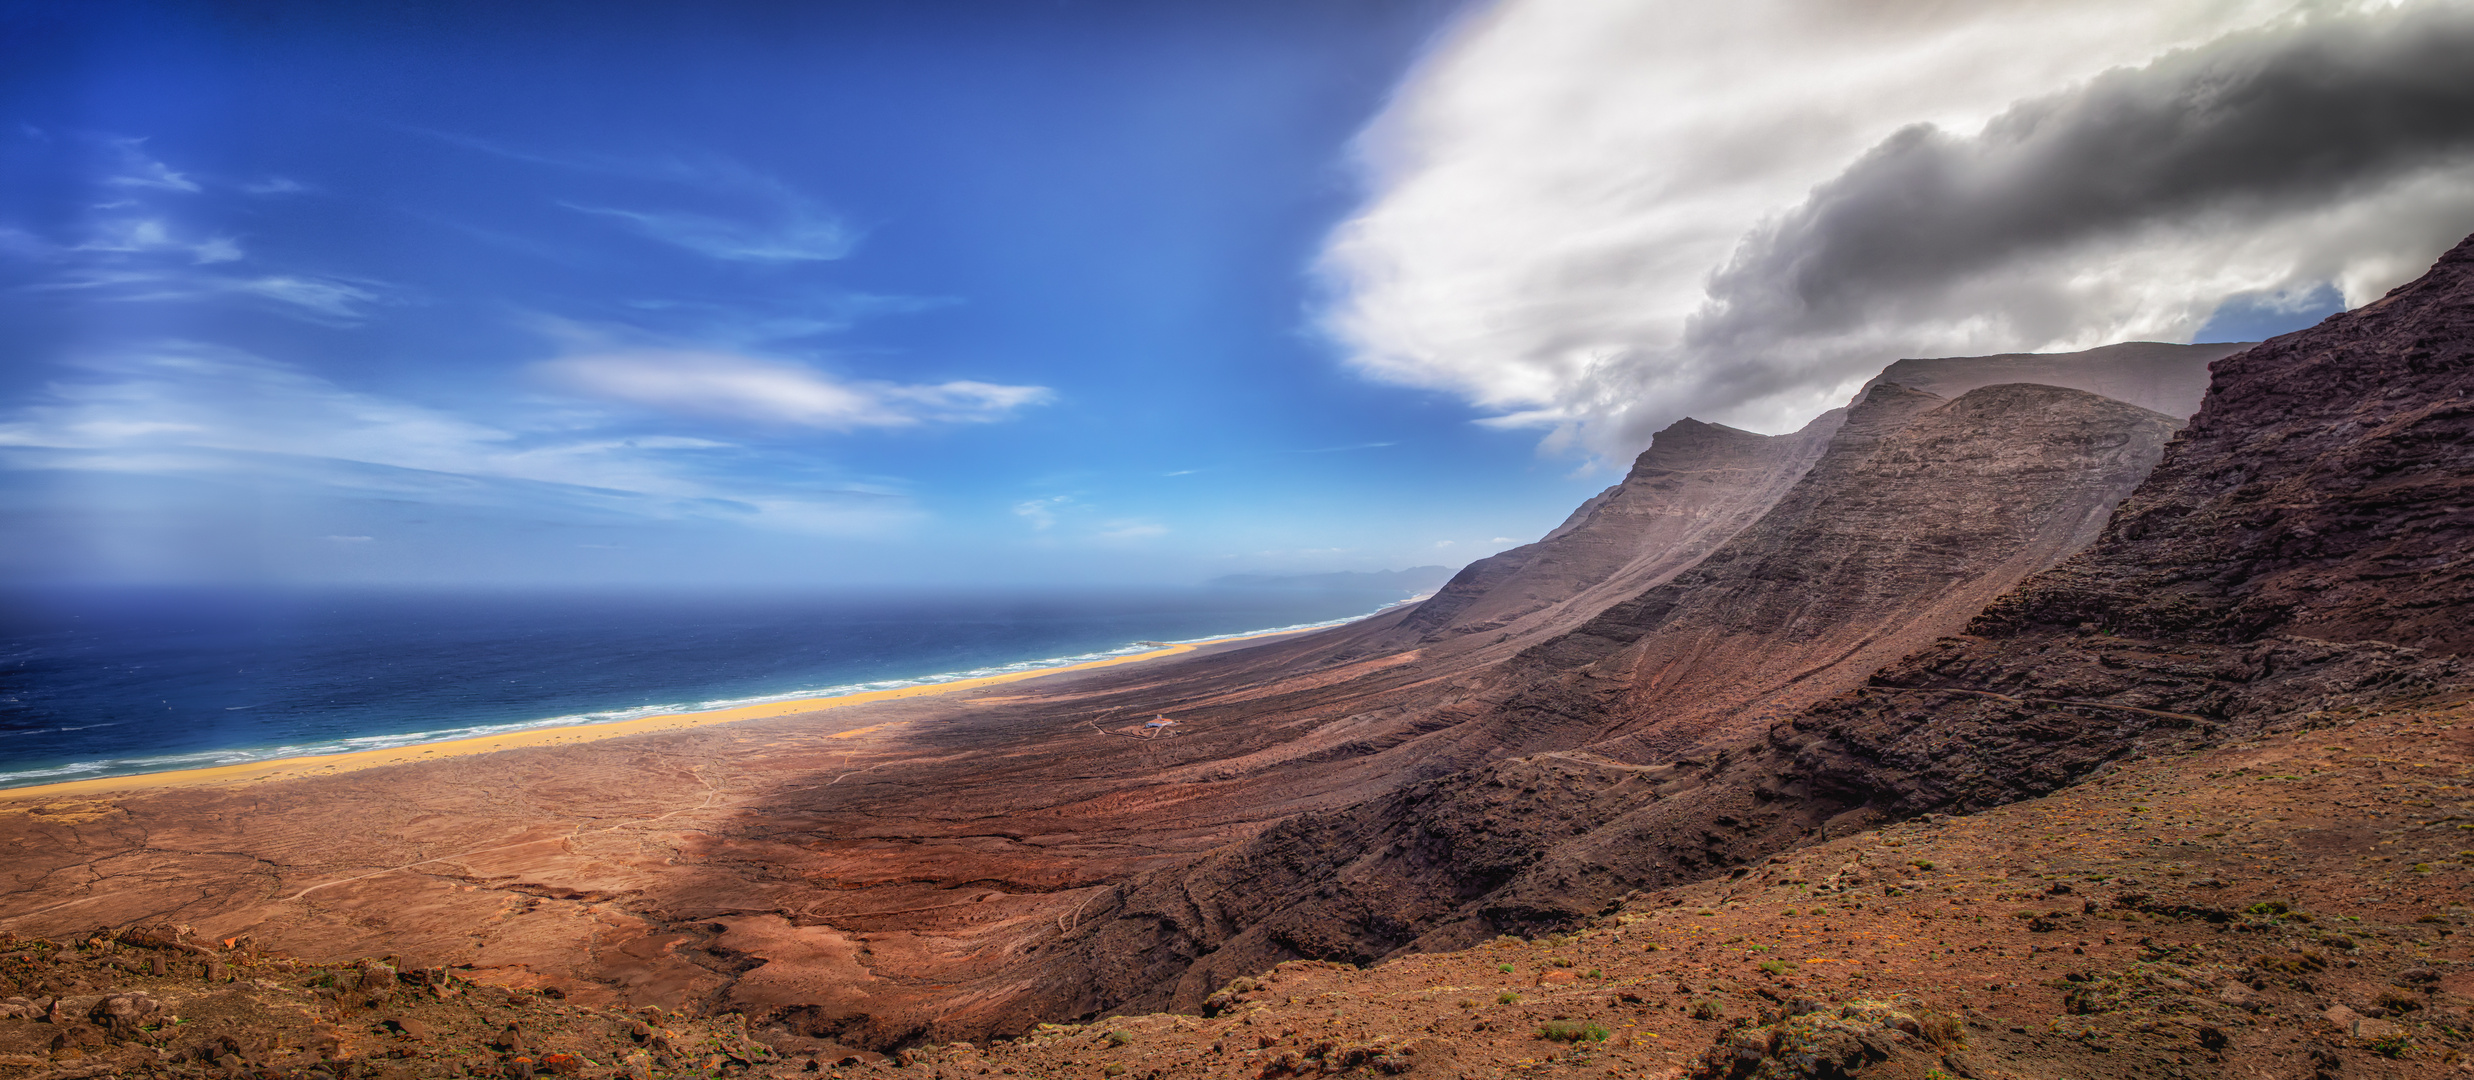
[942,698,2474,1080]
[1053,233,2474,1026]
[1379,412,1838,652]
[9,697,2466,1079]
[1860,340,2245,420]
[1360,341,2236,674]
[1491,380,2183,757]
[1009,378,2196,1023]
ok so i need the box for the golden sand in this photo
[0,628,1308,801]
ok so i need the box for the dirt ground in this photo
[1,695,2466,1080]
[914,696,2474,1080]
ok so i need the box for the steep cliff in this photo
[1500,380,2181,755]
[1861,340,2245,419]
[1121,233,2474,997]
[1043,376,2197,1016]
[1386,412,1838,650]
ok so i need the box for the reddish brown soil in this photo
[6,696,2459,1079]
[927,698,2474,1080]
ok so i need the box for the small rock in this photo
[87,991,163,1039]
[2355,1017,2407,1042]
[2321,1004,2361,1034]
[1535,970,1577,987]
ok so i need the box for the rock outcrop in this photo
[1860,339,2245,420]
[1045,234,2474,1017]
[1385,412,1839,650]
[1037,376,2195,1016]
[1491,380,2183,755]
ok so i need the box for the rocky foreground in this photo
[5,693,2464,1079]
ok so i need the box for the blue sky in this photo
[0,0,1589,587]
[4,1,2467,588]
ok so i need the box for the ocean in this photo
[0,585,1412,789]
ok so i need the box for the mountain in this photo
[1348,341,2236,670]
[1101,233,2474,1000]
[1383,414,1839,651]
[1858,339,2246,419]
[1051,378,2191,1009]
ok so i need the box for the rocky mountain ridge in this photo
[1052,232,2474,1027]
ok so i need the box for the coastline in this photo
[0,626,1312,802]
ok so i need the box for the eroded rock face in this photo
[1388,412,1839,650]
[1034,376,2198,1016]
[1487,379,2184,756]
[1862,339,2244,420]
[1974,238,2474,655]
[1038,232,2474,1021]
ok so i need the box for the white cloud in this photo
[1321,0,2474,454]
[102,140,200,193]
[36,269,391,323]
[537,346,1053,430]
[1014,495,1071,530]
[0,344,915,536]
[73,218,241,263]
[1094,520,1169,542]
[1489,537,1516,543]
[229,275,383,317]
[561,202,857,262]
[243,177,309,195]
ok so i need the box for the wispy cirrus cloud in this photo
[70,218,241,263]
[561,201,856,262]
[101,139,201,193]
[34,269,391,324]
[0,137,398,324]
[412,128,864,264]
[537,342,1052,430]
[0,344,915,535]
[1013,495,1072,530]
[1094,520,1168,543]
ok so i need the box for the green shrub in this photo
[1535,1019,1609,1043]
[1497,991,1520,1005]
[1688,999,1722,1020]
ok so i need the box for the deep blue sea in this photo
[0,586,1414,788]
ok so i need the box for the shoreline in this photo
[0,626,1313,802]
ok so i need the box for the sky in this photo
[2,0,2470,589]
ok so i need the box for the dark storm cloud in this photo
[1692,4,2474,352]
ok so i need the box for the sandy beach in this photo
[0,627,1312,801]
